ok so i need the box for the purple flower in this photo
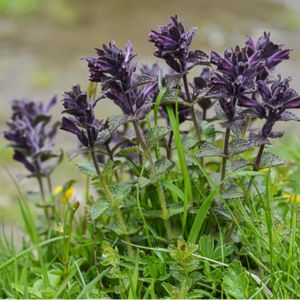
[210,44,266,121]
[86,42,157,118]
[4,97,57,176]
[61,85,106,147]
[149,15,208,73]
[245,32,290,77]
[239,77,300,138]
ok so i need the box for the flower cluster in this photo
[149,15,208,73]
[86,41,157,119]
[61,85,106,148]
[4,97,57,176]
[239,77,300,138]
[210,32,291,124]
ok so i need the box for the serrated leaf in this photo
[260,152,284,169]
[228,138,255,156]
[90,200,110,220]
[147,126,170,147]
[107,115,137,132]
[96,128,111,144]
[182,137,198,150]
[102,159,114,176]
[67,147,89,161]
[116,146,141,157]
[138,176,152,188]
[230,118,246,138]
[155,158,174,175]
[196,142,224,157]
[222,184,244,199]
[200,121,216,142]
[76,162,97,177]
[230,159,249,171]
[223,261,249,299]
[110,182,131,199]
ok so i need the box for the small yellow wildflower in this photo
[283,193,300,203]
[54,185,74,204]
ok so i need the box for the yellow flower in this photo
[283,193,300,203]
[54,185,74,204]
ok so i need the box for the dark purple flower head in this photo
[4,97,57,176]
[246,32,290,76]
[61,85,106,147]
[86,42,157,118]
[149,15,208,73]
[86,41,136,90]
[239,77,300,138]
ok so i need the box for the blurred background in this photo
[1,0,300,225]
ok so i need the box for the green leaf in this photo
[96,128,111,144]
[188,186,219,244]
[196,142,224,157]
[229,138,256,156]
[155,158,174,175]
[200,121,216,142]
[147,126,170,147]
[223,261,249,299]
[110,182,132,200]
[67,147,89,161]
[116,146,141,157]
[90,200,110,220]
[76,162,97,177]
[138,176,152,189]
[260,152,284,169]
[182,137,198,150]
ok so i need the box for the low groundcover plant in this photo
[1,15,300,299]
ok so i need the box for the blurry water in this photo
[0,0,300,214]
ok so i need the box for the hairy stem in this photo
[90,146,134,257]
[221,127,231,188]
[132,120,173,240]
[182,73,202,142]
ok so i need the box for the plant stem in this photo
[90,146,134,256]
[92,220,101,277]
[46,175,59,222]
[247,143,266,193]
[37,176,50,226]
[132,121,173,240]
[221,127,231,188]
[82,175,90,235]
[182,72,202,142]
[226,143,266,242]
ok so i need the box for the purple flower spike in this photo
[61,85,105,147]
[246,32,291,76]
[86,42,157,118]
[149,15,208,73]
[239,77,300,138]
[4,97,58,176]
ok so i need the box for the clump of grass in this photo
[1,15,300,299]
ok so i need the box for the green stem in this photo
[221,127,231,189]
[90,146,134,257]
[46,175,59,223]
[132,121,173,240]
[37,176,50,226]
[182,72,201,142]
